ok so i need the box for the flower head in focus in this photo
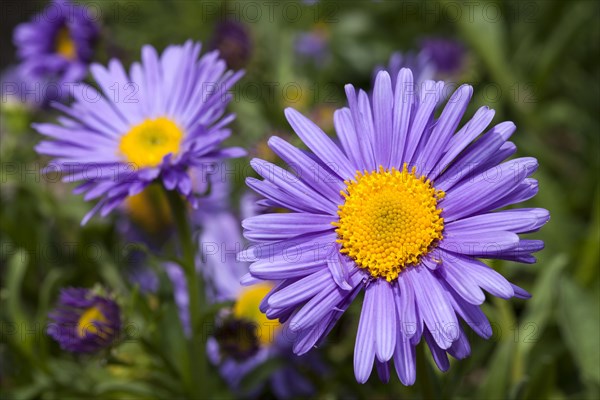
[47,287,121,353]
[241,69,549,384]
[13,0,99,101]
[34,41,245,224]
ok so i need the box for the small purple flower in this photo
[210,20,252,70]
[241,69,549,384]
[34,41,245,224]
[128,265,159,294]
[376,50,436,89]
[47,288,120,353]
[420,37,467,76]
[295,27,330,66]
[13,0,99,101]
[379,38,467,89]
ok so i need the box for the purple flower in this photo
[34,41,245,224]
[210,20,252,70]
[420,38,466,75]
[375,50,436,89]
[13,0,99,101]
[379,38,467,89]
[295,28,330,66]
[127,264,159,294]
[241,69,549,384]
[47,288,121,353]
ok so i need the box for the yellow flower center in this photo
[334,165,445,282]
[77,306,108,338]
[119,117,184,168]
[233,284,279,345]
[55,26,77,60]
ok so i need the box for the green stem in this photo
[417,344,436,400]
[166,190,206,399]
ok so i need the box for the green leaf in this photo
[557,277,600,386]
[575,185,600,286]
[93,379,170,398]
[5,249,33,354]
[477,339,516,400]
[4,383,47,400]
[517,254,568,359]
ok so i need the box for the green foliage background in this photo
[1,0,599,399]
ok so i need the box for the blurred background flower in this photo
[419,37,467,78]
[33,41,245,224]
[295,24,331,67]
[210,19,252,71]
[13,0,99,104]
[47,287,121,353]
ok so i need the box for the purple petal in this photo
[375,360,390,383]
[448,328,471,360]
[268,136,344,201]
[425,329,450,371]
[373,279,397,361]
[393,330,416,385]
[243,212,335,241]
[395,274,418,338]
[372,71,394,167]
[284,108,355,179]
[432,106,496,179]
[344,85,376,170]
[437,257,486,305]
[327,250,353,291]
[354,285,376,383]
[250,158,337,214]
[268,268,334,309]
[445,208,550,234]
[402,80,444,164]
[511,283,532,299]
[441,157,538,221]
[405,267,458,349]
[416,84,473,177]
[436,121,516,190]
[390,68,414,168]
[440,230,519,258]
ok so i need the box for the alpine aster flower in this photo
[34,41,245,224]
[47,288,121,353]
[241,69,549,384]
[13,0,99,100]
